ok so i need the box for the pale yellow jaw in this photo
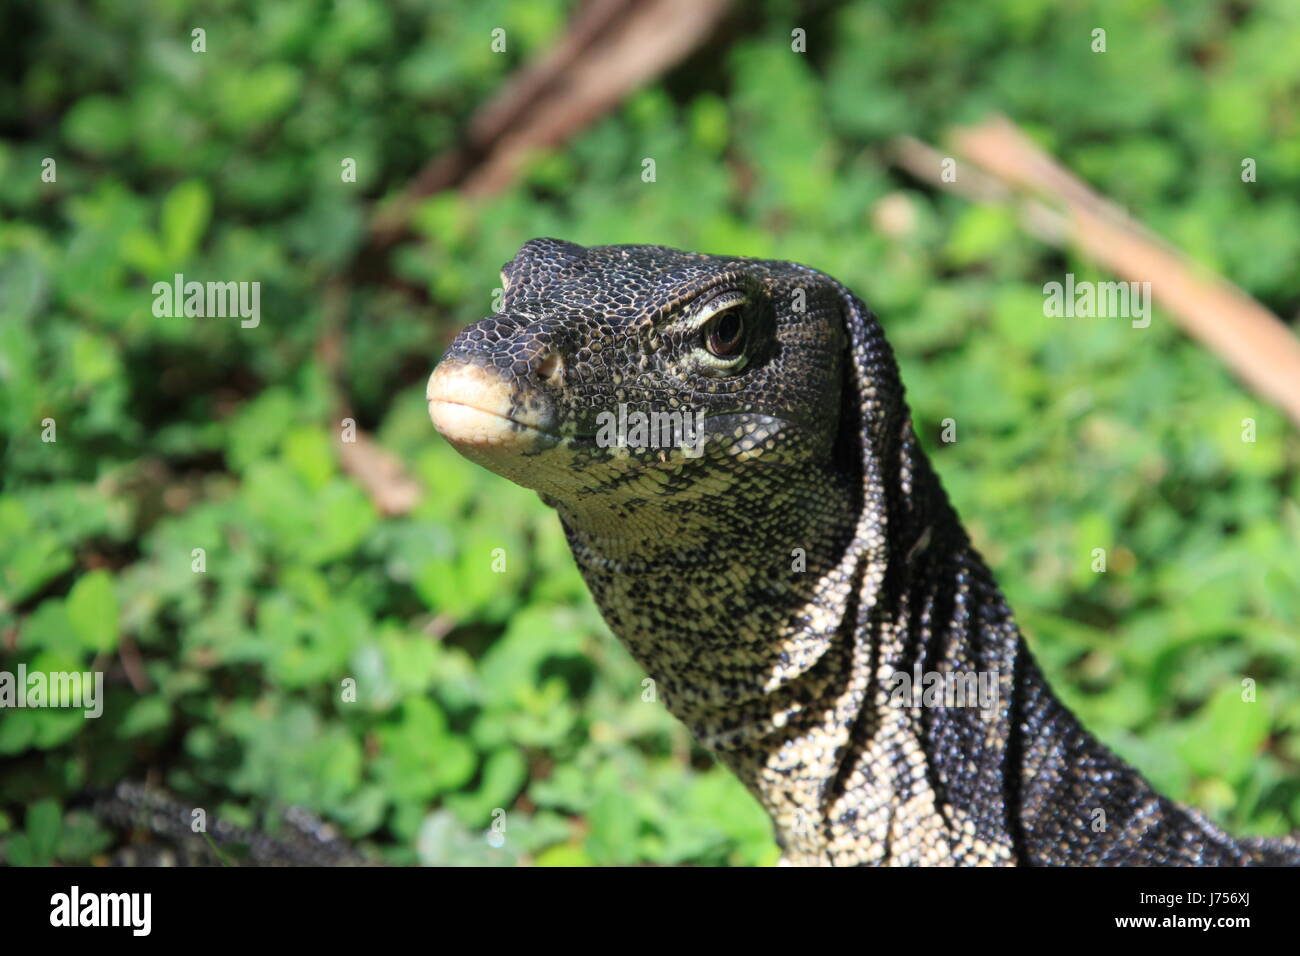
[426,359,533,451]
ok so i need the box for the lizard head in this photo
[427,238,882,539]
[429,240,926,848]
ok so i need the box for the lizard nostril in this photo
[535,351,565,388]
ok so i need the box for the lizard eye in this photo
[705,307,745,358]
[691,289,752,375]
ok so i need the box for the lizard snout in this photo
[426,343,565,462]
[426,358,528,451]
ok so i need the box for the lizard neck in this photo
[557,423,1269,865]
[715,508,1026,866]
[559,424,1036,864]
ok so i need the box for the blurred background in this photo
[1,0,1298,866]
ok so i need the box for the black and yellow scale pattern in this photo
[428,238,1298,866]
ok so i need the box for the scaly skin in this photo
[427,238,1298,866]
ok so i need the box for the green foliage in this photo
[1,0,1298,865]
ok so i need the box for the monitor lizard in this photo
[426,238,1299,866]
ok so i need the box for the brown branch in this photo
[368,0,730,246]
[118,632,150,693]
[892,117,1300,429]
[889,134,1071,246]
[316,278,423,516]
[335,430,423,517]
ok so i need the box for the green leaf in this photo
[161,180,211,263]
[446,748,527,826]
[118,696,172,738]
[62,95,130,156]
[25,799,62,866]
[4,834,36,866]
[0,498,74,606]
[66,570,120,653]
[534,843,592,866]
[585,780,640,864]
[1177,683,1271,781]
[56,811,112,862]
[282,426,336,491]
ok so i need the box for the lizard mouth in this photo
[427,359,610,453]
[427,398,551,445]
[426,359,564,452]
[429,397,609,455]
